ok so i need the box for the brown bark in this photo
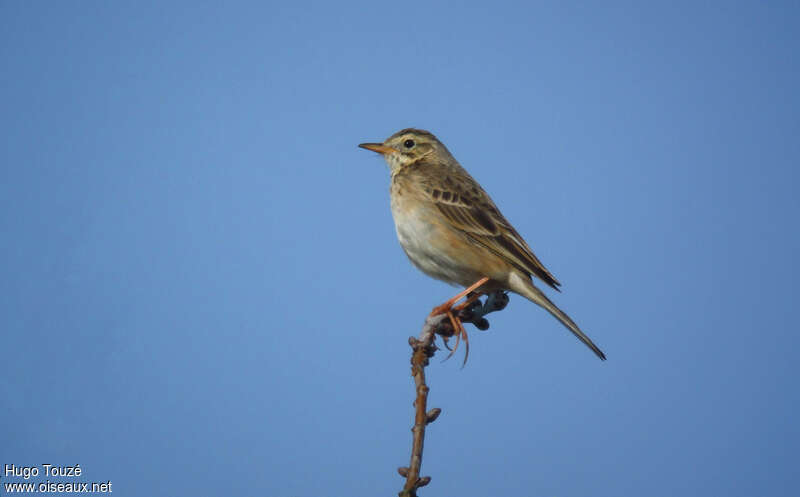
[398,292,509,497]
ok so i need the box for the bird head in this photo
[359,128,452,173]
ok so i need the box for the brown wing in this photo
[420,167,561,291]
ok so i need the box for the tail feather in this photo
[510,273,606,360]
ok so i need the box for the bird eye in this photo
[403,139,415,149]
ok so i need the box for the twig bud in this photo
[458,308,475,321]
[417,476,431,487]
[426,408,441,424]
[397,467,410,478]
[493,292,509,310]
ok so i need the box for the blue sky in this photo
[1,1,798,496]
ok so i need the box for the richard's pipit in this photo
[359,128,605,360]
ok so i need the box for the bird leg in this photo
[443,293,492,367]
[429,277,490,317]
[430,277,489,365]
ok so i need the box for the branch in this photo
[398,291,509,497]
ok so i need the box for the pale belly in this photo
[390,201,487,287]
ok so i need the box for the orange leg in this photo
[452,290,484,365]
[453,291,485,312]
[429,277,490,317]
[441,313,472,368]
[442,312,462,356]
[431,277,489,366]
[441,290,482,353]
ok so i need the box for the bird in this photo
[358,128,605,361]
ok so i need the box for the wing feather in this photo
[404,157,562,290]
[432,193,561,290]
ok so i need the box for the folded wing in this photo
[429,185,562,291]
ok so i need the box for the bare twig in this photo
[398,291,509,497]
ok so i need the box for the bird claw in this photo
[435,309,470,366]
[428,277,490,367]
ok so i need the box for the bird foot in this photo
[428,277,489,367]
[429,276,489,317]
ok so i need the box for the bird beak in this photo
[358,143,395,155]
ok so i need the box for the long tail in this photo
[511,274,606,360]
